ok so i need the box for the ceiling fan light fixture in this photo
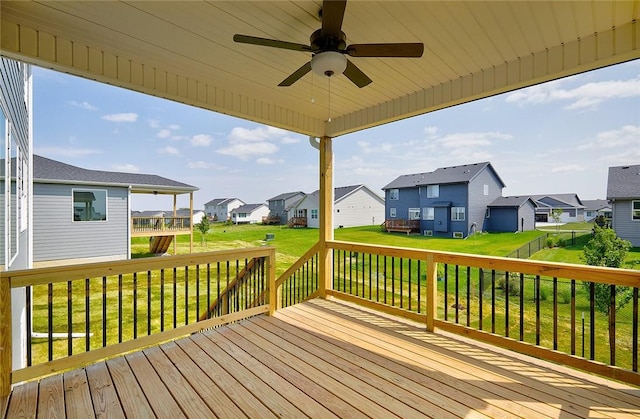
[311,51,347,77]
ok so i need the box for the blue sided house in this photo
[382,162,508,238]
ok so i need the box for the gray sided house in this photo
[530,194,584,223]
[266,191,305,224]
[383,162,505,238]
[33,155,197,266]
[607,164,640,247]
[582,199,612,222]
[204,198,244,222]
[487,196,537,233]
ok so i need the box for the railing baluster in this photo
[185,266,189,324]
[102,276,107,347]
[443,264,448,320]
[48,283,53,362]
[571,279,576,355]
[417,260,421,314]
[504,271,509,337]
[196,265,200,321]
[85,278,90,352]
[589,282,595,360]
[536,275,541,346]
[633,287,638,372]
[491,269,495,334]
[519,273,524,341]
[67,280,72,356]
[383,256,387,305]
[478,269,483,331]
[173,267,177,328]
[466,267,471,327]
[361,252,365,299]
[391,257,396,307]
[133,273,138,340]
[160,269,165,331]
[609,284,616,366]
[26,286,32,366]
[553,277,558,350]
[454,265,459,324]
[118,274,123,343]
[147,271,152,336]
[408,259,412,311]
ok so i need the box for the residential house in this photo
[582,199,612,222]
[204,198,244,222]
[486,196,537,233]
[530,194,584,223]
[292,185,384,229]
[607,164,640,246]
[382,162,506,238]
[133,209,206,227]
[33,155,198,267]
[230,203,269,224]
[266,191,305,224]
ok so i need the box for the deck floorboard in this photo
[6,298,640,418]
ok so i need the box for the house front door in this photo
[434,207,449,232]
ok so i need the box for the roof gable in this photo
[383,162,505,190]
[268,191,305,202]
[607,165,640,199]
[33,155,197,193]
[231,203,267,214]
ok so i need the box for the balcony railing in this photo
[1,239,639,403]
[131,216,192,236]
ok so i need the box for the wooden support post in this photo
[173,194,178,255]
[0,275,12,403]
[426,253,438,332]
[267,248,277,315]
[318,136,334,298]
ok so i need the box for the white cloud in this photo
[69,100,97,111]
[187,161,219,169]
[102,112,138,122]
[112,163,139,172]
[217,142,278,159]
[158,146,179,155]
[148,119,160,129]
[34,146,102,157]
[357,140,393,154]
[190,134,213,147]
[280,136,301,144]
[228,126,288,143]
[550,164,585,174]
[424,126,439,137]
[157,129,172,139]
[256,157,276,165]
[505,76,640,110]
[169,124,180,130]
[578,125,640,150]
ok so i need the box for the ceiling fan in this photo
[233,0,424,88]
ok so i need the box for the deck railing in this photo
[0,247,276,387]
[328,240,640,386]
[131,216,191,235]
[2,239,640,395]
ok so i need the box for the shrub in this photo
[558,289,571,304]
[545,237,555,248]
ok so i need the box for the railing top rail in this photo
[328,240,640,287]
[131,216,191,220]
[5,247,276,288]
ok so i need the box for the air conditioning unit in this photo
[453,232,464,239]
[423,230,433,236]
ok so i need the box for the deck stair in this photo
[149,235,173,254]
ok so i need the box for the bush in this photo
[545,237,555,248]
[558,288,571,304]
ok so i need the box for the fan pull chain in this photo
[327,76,332,122]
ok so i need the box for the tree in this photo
[550,208,563,234]
[581,225,632,363]
[195,214,210,246]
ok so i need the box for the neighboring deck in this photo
[6,298,640,418]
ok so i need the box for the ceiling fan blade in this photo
[278,62,312,86]
[346,43,424,58]
[321,0,347,38]
[233,34,312,52]
[343,59,372,88]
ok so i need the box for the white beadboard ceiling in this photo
[1,1,639,138]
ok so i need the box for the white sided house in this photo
[33,155,198,266]
[293,185,385,229]
[204,198,244,222]
[230,203,269,224]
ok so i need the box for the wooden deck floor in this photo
[5,298,640,418]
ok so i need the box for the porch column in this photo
[318,135,334,298]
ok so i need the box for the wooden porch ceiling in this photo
[6,299,640,418]
[2,1,639,138]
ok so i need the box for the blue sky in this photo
[33,59,640,211]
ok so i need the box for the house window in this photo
[311,209,318,219]
[73,189,107,221]
[633,201,640,220]
[426,184,439,198]
[408,208,421,220]
[451,207,465,221]
[389,189,399,200]
[422,207,434,220]
[483,184,489,196]
[390,208,396,218]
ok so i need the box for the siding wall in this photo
[487,207,518,232]
[296,198,319,228]
[420,183,468,237]
[335,189,384,228]
[612,200,640,247]
[33,183,129,262]
[386,188,419,220]
[468,169,504,233]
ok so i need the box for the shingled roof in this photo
[382,162,505,190]
[607,164,640,200]
[488,196,537,208]
[33,155,197,194]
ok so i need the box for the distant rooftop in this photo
[382,162,505,190]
